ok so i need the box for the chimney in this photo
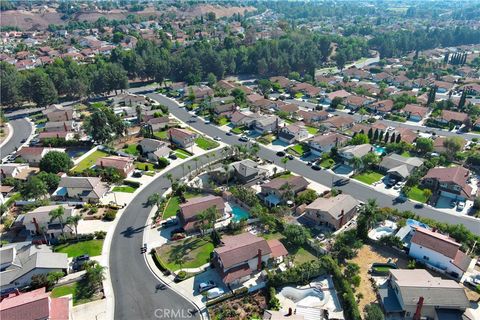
[257,249,262,271]
[413,296,424,320]
[63,122,67,131]
[339,209,345,227]
[32,217,40,234]
[287,308,292,316]
[100,161,104,168]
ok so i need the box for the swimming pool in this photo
[374,146,386,154]
[368,226,395,240]
[231,205,250,222]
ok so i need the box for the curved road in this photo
[109,150,224,320]
[138,89,479,233]
[1,118,32,158]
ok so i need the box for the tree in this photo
[147,193,161,207]
[21,69,58,107]
[415,137,433,155]
[423,188,432,202]
[66,215,81,240]
[283,224,309,246]
[330,97,343,109]
[364,304,385,320]
[295,189,318,205]
[0,62,21,106]
[257,79,272,97]
[281,157,289,171]
[84,107,126,144]
[39,151,73,173]
[356,199,380,240]
[47,271,64,285]
[443,136,464,158]
[361,152,379,169]
[351,133,369,145]
[206,72,217,87]
[231,88,246,105]
[30,274,54,291]
[49,206,66,237]
[36,171,61,191]
[83,261,105,294]
[21,176,48,200]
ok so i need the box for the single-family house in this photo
[322,115,355,131]
[55,176,108,203]
[147,116,169,131]
[44,121,78,133]
[433,136,466,154]
[270,76,292,89]
[277,123,309,144]
[422,166,472,202]
[290,82,321,98]
[437,110,468,125]
[338,144,373,162]
[230,111,256,128]
[168,128,198,149]
[38,131,75,141]
[16,147,66,166]
[297,110,329,124]
[344,95,373,111]
[212,232,287,285]
[304,194,359,230]
[308,133,350,155]
[402,104,429,121]
[253,116,280,134]
[260,176,309,207]
[177,195,225,233]
[379,269,470,319]
[324,90,351,104]
[368,99,394,115]
[210,159,268,184]
[42,104,75,122]
[378,154,424,181]
[434,80,455,93]
[111,93,149,107]
[0,163,33,180]
[139,138,172,161]
[96,156,134,177]
[409,227,472,279]
[213,103,236,117]
[0,242,68,291]
[277,103,298,117]
[18,204,75,239]
[188,85,214,100]
[0,287,70,320]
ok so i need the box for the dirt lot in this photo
[208,289,267,320]
[349,244,409,314]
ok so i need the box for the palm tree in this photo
[361,199,380,231]
[147,193,161,207]
[66,215,82,240]
[49,206,66,237]
[350,156,363,173]
[281,157,289,171]
[223,164,231,186]
[84,261,106,293]
[166,173,174,185]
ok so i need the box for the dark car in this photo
[132,171,143,178]
[20,138,27,143]
[414,203,424,209]
[287,154,294,160]
[311,164,321,171]
[276,151,286,157]
[73,254,90,263]
[169,153,178,160]
[72,255,90,272]
[226,132,233,136]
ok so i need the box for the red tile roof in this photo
[267,239,288,258]
[179,195,225,220]
[424,166,471,198]
[411,227,460,259]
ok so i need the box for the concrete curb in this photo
[0,122,13,149]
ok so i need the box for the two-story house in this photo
[168,128,198,149]
[212,232,287,286]
[177,195,225,233]
[260,175,309,207]
[422,166,472,203]
[42,104,76,122]
[304,194,359,230]
[138,138,172,161]
[277,123,309,144]
[308,133,350,156]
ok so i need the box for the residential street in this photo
[0,118,32,158]
[138,89,480,234]
[109,149,224,320]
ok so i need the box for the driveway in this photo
[178,268,228,304]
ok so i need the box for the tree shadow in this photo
[120,225,147,238]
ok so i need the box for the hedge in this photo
[150,249,171,276]
[123,180,141,188]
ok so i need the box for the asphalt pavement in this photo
[109,150,224,320]
[1,118,32,158]
[144,90,480,233]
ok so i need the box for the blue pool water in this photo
[231,205,250,222]
[375,146,386,154]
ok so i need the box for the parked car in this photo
[169,153,178,160]
[456,202,465,211]
[73,254,90,263]
[414,203,424,209]
[132,170,143,178]
[72,254,90,272]
[198,281,216,293]
[286,154,294,160]
[162,217,178,228]
[204,120,211,124]
[214,136,221,141]
[206,287,225,299]
[306,161,313,166]
[276,151,286,157]
[226,132,233,136]
[239,136,249,142]
[311,164,321,171]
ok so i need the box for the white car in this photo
[456,202,465,211]
[206,287,224,299]
[214,136,222,141]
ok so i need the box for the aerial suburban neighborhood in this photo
[0,1,480,320]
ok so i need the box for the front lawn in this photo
[174,149,192,159]
[51,281,100,305]
[217,117,230,126]
[163,196,180,219]
[289,144,310,156]
[112,185,137,193]
[54,239,104,258]
[353,171,383,185]
[123,144,139,156]
[156,237,214,271]
[306,126,319,135]
[230,127,244,134]
[195,136,219,150]
[319,157,335,169]
[407,186,428,203]
[71,150,109,173]
[153,131,168,139]
[257,134,275,145]
[135,161,155,171]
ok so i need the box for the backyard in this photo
[196,136,219,150]
[54,239,104,258]
[122,144,139,156]
[71,150,109,173]
[306,126,319,135]
[156,237,214,271]
[263,232,317,265]
[353,171,383,185]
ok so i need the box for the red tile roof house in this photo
[401,104,429,122]
[437,110,469,125]
[42,104,75,122]
[323,89,351,104]
[212,232,288,286]
[408,226,472,279]
[177,195,225,233]
[297,110,329,124]
[308,133,350,156]
[269,76,292,89]
[422,166,473,203]
[290,82,321,98]
[0,287,70,320]
[96,156,134,177]
[367,99,394,115]
[168,128,198,149]
[432,136,466,154]
[322,115,356,131]
[304,194,359,230]
[260,176,309,207]
[16,147,66,166]
[344,95,374,111]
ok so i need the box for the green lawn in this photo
[153,131,168,139]
[319,158,335,169]
[400,151,411,157]
[135,161,155,171]
[289,144,310,156]
[231,127,244,134]
[217,118,230,126]
[353,171,383,185]
[306,126,319,135]
[163,196,180,219]
[175,149,192,159]
[278,173,294,179]
[71,150,109,173]
[261,232,316,265]
[257,134,275,145]
[407,186,428,203]
[112,185,137,193]
[195,136,219,150]
[54,239,104,258]
[157,238,214,271]
[51,282,98,305]
[123,144,139,156]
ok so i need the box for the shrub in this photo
[103,209,117,221]
[151,249,171,276]
[175,271,187,282]
[267,286,281,311]
[157,157,170,169]
[90,207,98,214]
[124,180,141,188]
[94,231,107,239]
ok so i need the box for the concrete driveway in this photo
[177,267,228,303]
